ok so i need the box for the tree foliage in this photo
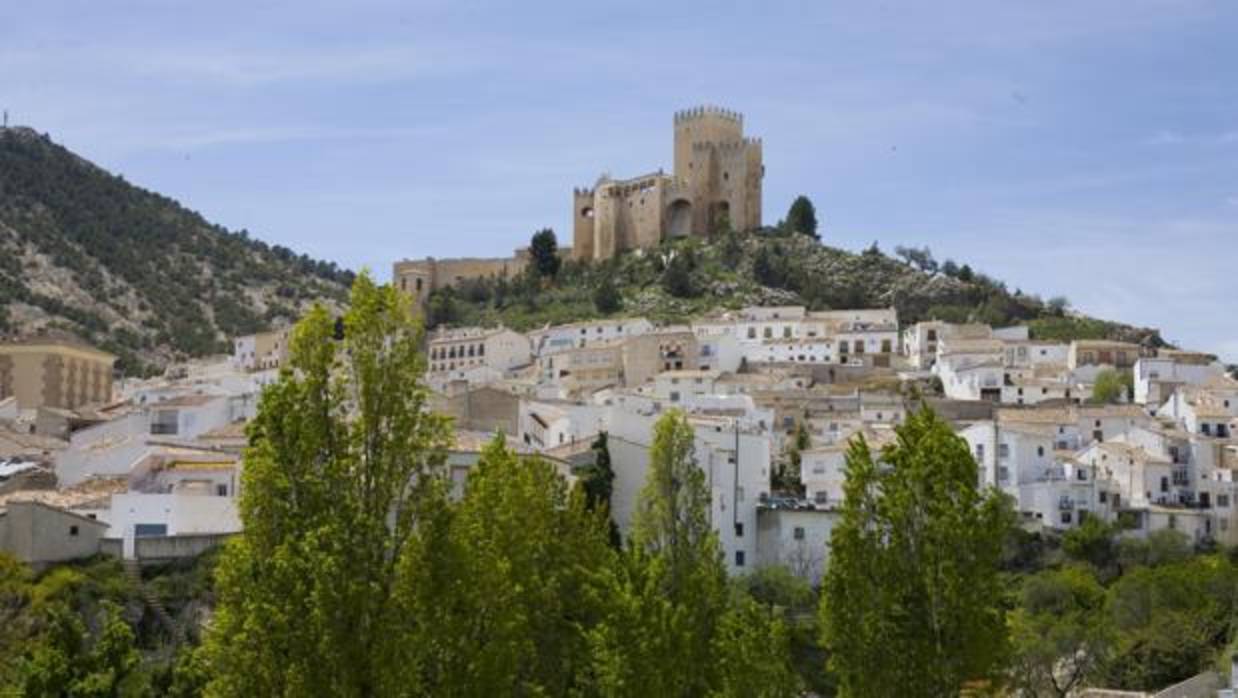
[784,195,819,240]
[530,228,562,279]
[820,408,1013,697]
[1009,566,1112,697]
[201,271,452,696]
[1092,369,1133,404]
[593,274,623,314]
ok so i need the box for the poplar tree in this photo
[392,436,616,695]
[201,272,452,697]
[820,409,1012,697]
[588,411,798,697]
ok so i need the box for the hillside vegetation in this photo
[426,226,1167,347]
[0,127,353,375]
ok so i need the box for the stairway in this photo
[123,559,185,644]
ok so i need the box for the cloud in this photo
[148,125,441,151]
[1145,129,1238,147]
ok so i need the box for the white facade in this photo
[606,408,773,574]
[428,327,532,375]
[529,318,653,357]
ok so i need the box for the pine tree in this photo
[530,228,561,279]
[784,195,819,240]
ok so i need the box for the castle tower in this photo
[671,106,763,236]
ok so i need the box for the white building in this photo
[428,326,532,375]
[529,317,653,357]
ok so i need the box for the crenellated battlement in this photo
[674,105,743,125]
[573,187,595,197]
[690,138,761,153]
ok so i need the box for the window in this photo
[69,525,79,537]
[1037,446,1045,457]
[1060,511,1072,525]
[975,443,985,460]
[998,443,1010,459]
[400,277,407,291]
[794,526,805,540]
[735,551,745,567]
[216,484,228,497]
[783,326,792,339]
[734,523,744,537]
[997,466,1009,481]
[1099,491,1108,503]
[1160,476,1169,493]
[764,327,772,339]
[747,327,756,339]
[881,339,892,353]
[927,329,938,342]
[415,278,423,292]
[815,491,828,504]
[1219,494,1231,508]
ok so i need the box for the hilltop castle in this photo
[572,106,764,261]
[394,106,764,302]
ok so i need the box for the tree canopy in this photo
[820,408,1013,697]
[530,228,562,279]
[784,195,819,240]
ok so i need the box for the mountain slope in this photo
[428,229,1167,348]
[0,126,353,375]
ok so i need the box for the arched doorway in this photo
[666,199,692,238]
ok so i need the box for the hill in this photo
[425,228,1167,348]
[0,127,353,375]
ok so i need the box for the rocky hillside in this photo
[0,127,353,375]
[427,229,1167,348]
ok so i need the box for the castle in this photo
[394,106,764,301]
[572,106,763,261]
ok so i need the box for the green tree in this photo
[1009,566,1112,697]
[784,195,819,240]
[820,408,1013,697]
[1102,557,1238,690]
[392,436,616,695]
[587,411,798,697]
[530,228,562,279]
[19,600,140,697]
[661,249,696,298]
[593,275,623,314]
[579,432,621,547]
[201,271,453,696]
[958,264,975,282]
[1062,517,1118,575]
[1092,369,1132,404]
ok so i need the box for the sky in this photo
[2,1,1235,361]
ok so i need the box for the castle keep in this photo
[573,106,763,261]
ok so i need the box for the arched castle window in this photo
[581,207,594,219]
[400,277,407,291]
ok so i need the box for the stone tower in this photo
[572,106,763,261]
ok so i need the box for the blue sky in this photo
[3,1,1235,361]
